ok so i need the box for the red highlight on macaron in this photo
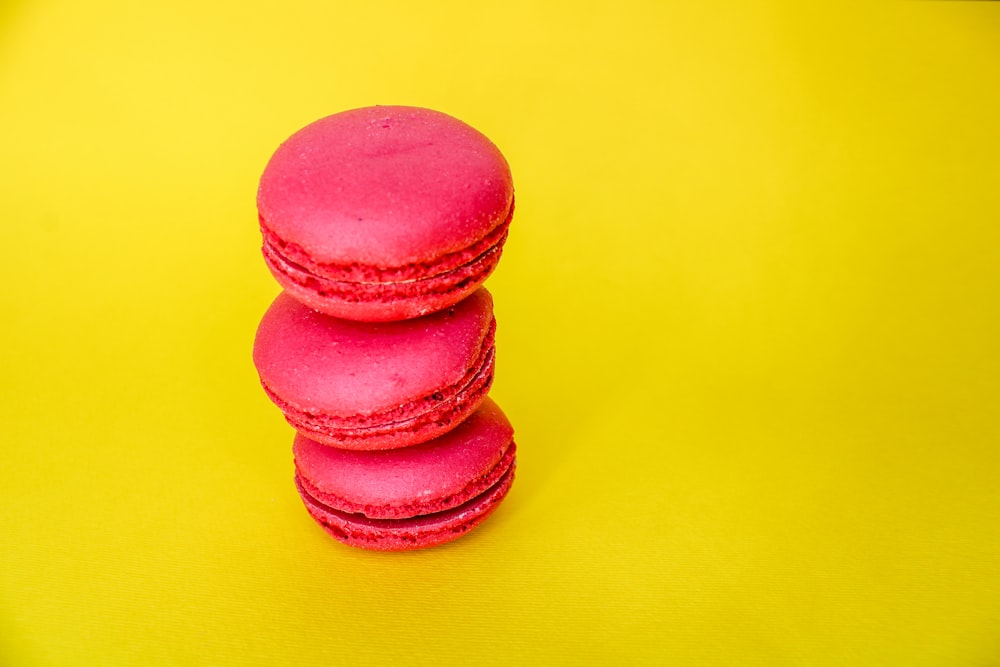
[252,106,517,551]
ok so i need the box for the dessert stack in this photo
[251,106,516,551]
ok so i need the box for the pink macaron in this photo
[252,287,496,450]
[293,397,516,551]
[257,105,514,322]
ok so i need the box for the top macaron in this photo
[258,106,514,322]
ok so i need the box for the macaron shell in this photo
[260,212,509,285]
[296,463,515,551]
[257,106,514,267]
[261,216,509,322]
[253,288,494,417]
[272,326,494,450]
[293,397,515,516]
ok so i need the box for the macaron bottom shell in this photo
[295,460,515,551]
[261,218,509,322]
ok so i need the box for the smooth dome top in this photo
[257,106,513,266]
[252,288,494,416]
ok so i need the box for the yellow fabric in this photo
[2,1,999,664]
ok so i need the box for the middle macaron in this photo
[253,287,496,450]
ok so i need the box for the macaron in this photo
[258,105,514,322]
[293,397,516,551]
[252,287,496,450]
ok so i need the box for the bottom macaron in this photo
[293,398,516,551]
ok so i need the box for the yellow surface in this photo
[2,1,999,664]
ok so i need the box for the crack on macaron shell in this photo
[296,462,515,551]
[260,320,495,450]
[297,441,516,520]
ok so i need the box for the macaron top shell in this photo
[293,398,514,513]
[253,288,494,417]
[257,106,514,267]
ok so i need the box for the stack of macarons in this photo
[252,106,516,551]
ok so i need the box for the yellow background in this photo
[2,1,999,664]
